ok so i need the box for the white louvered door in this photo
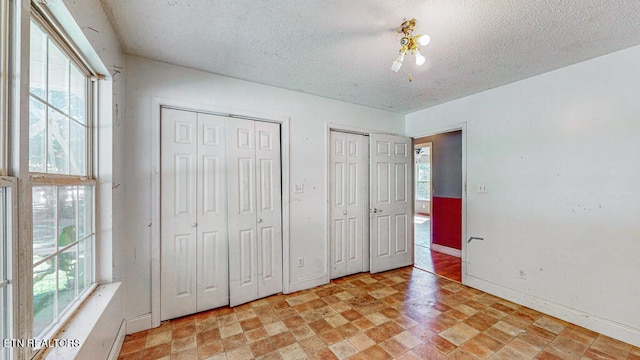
[330,131,369,279]
[227,119,282,307]
[161,109,229,320]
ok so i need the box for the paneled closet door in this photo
[254,121,283,299]
[196,113,229,311]
[160,108,229,321]
[228,119,282,307]
[161,108,198,320]
[330,131,369,279]
[369,134,413,273]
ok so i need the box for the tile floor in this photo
[414,215,462,282]
[415,249,462,283]
[118,267,639,360]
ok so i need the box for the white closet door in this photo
[227,118,259,307]
[346,134,369,275]
[330,131,348,279]
[228,119,282,306]
[330,132,368,279]
[370,134,413,273]
[161,108,198,320]
[255,121,282,298]
[196,113,229,311]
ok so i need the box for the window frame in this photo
[416,162,431,201]
[0,177,17,360]
[1,0,9,175]
[27,3,98,349]
[1,1,15,358]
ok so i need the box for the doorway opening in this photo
[413,133,462,282]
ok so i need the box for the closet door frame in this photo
[149,99,291,330]
[324,124,412,284]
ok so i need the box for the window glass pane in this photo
[0,287,5,356]
[32,186,57,263]
[0,188,4,282]
[33,257,56,337]
[69,64,86,123]
[77,185,92,239]
[57,246,77,316]
[29,97,47,172]
[47,108,69,174]
[417,182,430,200]
[29,21,47,99]
[30,17,90,176]
[417,164,430,181]
[58,186,77,247]
[69,121,86,176]
[78,238,91,293]
[47,40,69,114]
[0,188,7,357]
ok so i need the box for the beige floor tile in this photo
[117,267,635,360]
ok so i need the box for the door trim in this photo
[412,123,467,285]
[150,97,291,328]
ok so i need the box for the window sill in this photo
[37,282,123,360]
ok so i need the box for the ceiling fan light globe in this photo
[391,53,405,72]
[418,34,431,46]
[415,52,426,66]
[391,60,403,72]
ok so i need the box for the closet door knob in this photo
[191,222,197,228]
[343,211,348,215]
[257,218,263,223]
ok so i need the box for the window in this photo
[1,1,12,358]
[29,19,89,175]
[0,185,11,360]
[416,163,430,200]
[29,12,96,339]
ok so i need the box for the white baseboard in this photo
[431,244,462,258]
[125,313,153,334]
[287,274,330,294]
[107,320,127,360]
[465,275,640,347]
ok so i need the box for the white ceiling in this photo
[100,0,640,114]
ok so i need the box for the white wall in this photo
[405,45,640,346]
[121,55,404,322]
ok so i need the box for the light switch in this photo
[294,184,304,194]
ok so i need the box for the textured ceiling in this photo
[100,0,640,114]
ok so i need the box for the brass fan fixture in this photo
[391,18,430,73]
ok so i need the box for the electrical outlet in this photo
[477,184,488,193]
[518,269,527,280]
[297,257,304,268]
